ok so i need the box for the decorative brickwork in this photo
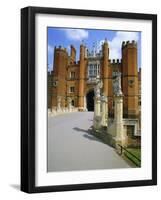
[48,40,141,119]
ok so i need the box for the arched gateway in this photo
[86,90,94,111]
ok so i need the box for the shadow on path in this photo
[73,127,89,134]
[82,134,102,142]
[73,127,102,143]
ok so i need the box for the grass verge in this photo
[124,148,141,167]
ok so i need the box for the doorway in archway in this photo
[86,90,94,111]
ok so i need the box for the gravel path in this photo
[48,112,130,172]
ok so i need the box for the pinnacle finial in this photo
[81,40,85,46]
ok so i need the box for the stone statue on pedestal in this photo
[93,76,102,130]
[113,72,122,96]
[94,76,103,98]
[112,72,126,147]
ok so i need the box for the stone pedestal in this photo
[93,96,101,130]
[57,96,61,112]
[114,95,126,146]
[101,95,108,127]
[67,97,72,112]
[84,96,88,111]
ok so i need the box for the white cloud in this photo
[64,29,89,41]
[67,45,71,54]
[99,31,139,59]
[48,63,53,72]
[48,44,54,54]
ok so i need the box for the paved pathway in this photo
[48,112,130,172]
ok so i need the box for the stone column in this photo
[84,96,87,111]
[101,95,108,127]
[57,96,61,112]
[93,95,101,130]
[94,96,101,117]
[67,97,72,112]
[114,94,125,146]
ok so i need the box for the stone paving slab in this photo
[48,112,130,172]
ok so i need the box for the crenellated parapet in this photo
[109,59,122,65]
[108,59,122,79]
[55,45,68,53]
[122,40,137,49]
[68,61,79,66]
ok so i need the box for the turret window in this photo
[69,86,75,93]
[70,71,75,79]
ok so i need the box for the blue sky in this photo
[48,27,141,71]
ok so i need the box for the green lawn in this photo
[124,148,141,167]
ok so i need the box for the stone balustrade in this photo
[48,107,78,117]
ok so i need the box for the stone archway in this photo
[86,90,94,111]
